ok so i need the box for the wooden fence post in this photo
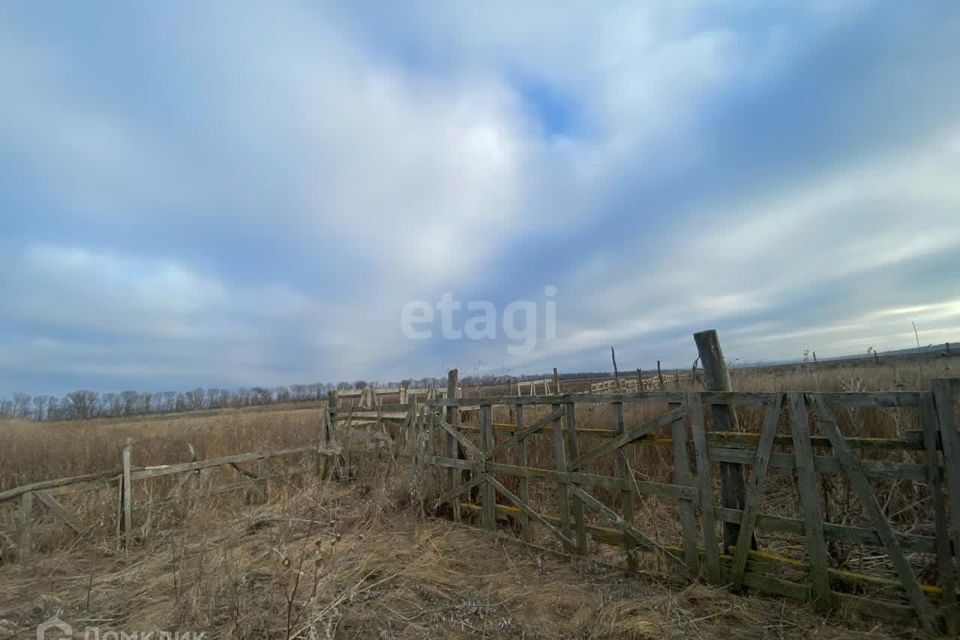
[671,398,698,571]
[480,403,496,529]
[687,393,721,583]
[316,406,327,477]
[423,402,436,505]
[18,491,33,561]
[612,401,637,569]
[553,368,561,394]
[256,455,267,503]
[693,330,751,553]
[611,348,621,392]
[515,402,532,542]
[933,378,960,590]
[445,369,461,522]
[121,438,133,549]
[925,385,960,634]
[788,394,831,610]
[565,401,587,554]
[553,402,571,543]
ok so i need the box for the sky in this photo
[1,1,960,396]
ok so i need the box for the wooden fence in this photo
[0,443,324,560]
[401,380,960,634]
[3,378,960,634]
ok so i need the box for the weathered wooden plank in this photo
[0,469,122,503]
[330,410,409,420]
[35,491,83,534]
[461,425,928,451]
[480,404,496,529]
[432,414,484,460]
[670,399,698,570]
[715,507,937,554]
[921,392,958,634]
[553,402,572,542]
[707,447,927,482]
[725,542,947,601]
[613,401,638,569]
[565,402,587,554]
[256,456,267,503]
[486,475,577,552]
[515,403,532,542]
[427,458,697,499]
[934,379,960,589]
[730,393,784,590]
[488,406,565,458]
[571,485,691,576]
[813,396,937,633]
[788,393,832,610]
[321,405,335,480]
[434,470,485,508]
[131,446,315,480]
[695,330,750,553]
[121,439,133,548]
[18,491,33,561]
[569,406,686,471]
[706,430,925,452]
[688,393,721,583]
[342,406,356,479]
[445,369,462,523]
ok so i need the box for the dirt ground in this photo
[0,474,929,640]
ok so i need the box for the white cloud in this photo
[512,125,960,369]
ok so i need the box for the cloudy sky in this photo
[2,1,959,395]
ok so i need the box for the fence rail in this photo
[3,376,959,633]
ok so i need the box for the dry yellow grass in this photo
[0,406,320,491]
[0,468,928,639]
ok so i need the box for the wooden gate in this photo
[416,381,960,634]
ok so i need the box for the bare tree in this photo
[66,390,99,419]
[46,396,60,420]
[188,387,205,410]
[290,384,308,402]
[161,391,177,413]
[141,392,154,415]
[32,395,49,421]
[120,391,139,416]
[12,393,31,418]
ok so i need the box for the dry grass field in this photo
[0,468,931,639]
[1,355,958,638]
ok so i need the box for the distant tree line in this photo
[0,379,409,422]
[0,371,607,422]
